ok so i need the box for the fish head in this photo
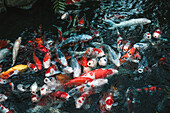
[76,97,85,108]
[98,56,108,66]
[153,29,161,38]
[30,82,38,94]
[31,94,39,103]
[87,58,97,68]
[40,84,49,96]
[142,18,151,25]
[63,66,73,74]
[128,47,136,56]
[105,96,113,111]
[143,32,151,40]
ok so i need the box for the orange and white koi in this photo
[27,62,38,72]
[68,79,108,96]
[80,68,118,79]
[43,51,51,69]
[33,51,42,70]
[0,94,7,102]
[0,64,28,79]
[80,56,91,73]
[45,64,60,77]
[12,37,22,66]
[0,104,12,113]
[58,34,93,48]
[64,77,93,88]
[153,28,161,38]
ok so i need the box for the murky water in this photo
[0,0,169,113]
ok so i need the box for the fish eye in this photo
[32,91,36,94]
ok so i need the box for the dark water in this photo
[0,0,170,113]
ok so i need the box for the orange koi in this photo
[33,52,42,70]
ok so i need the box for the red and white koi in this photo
[30,82,39,94]
[131,51,141,63]
[141,32,152,42]
[0,104,12,113]
[136,85,166,94]
[78,17,85,27]
[0,94,8,102]
[80,68,118,79]
[65,0,82,5]
[40,84,52,96]
[31,93,40,103]
[33,52,42,70]
[68,79,108,96]
[37,44,47,53]
[50,91,70,101]
[44,77,61,90]
[85,47,105,58]
[122,41,131,53]
[43,51,51,69]
[27,62,38,72]
[153,28,161,39]
[45,64,61,77]
[75,90,97,109]
[137,56,150,73]
[12,37,22,66]
[58,34,93,48]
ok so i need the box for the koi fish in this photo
[37,44,47,53]
[61,12,69,20]
[0,94,7,102]
[133,43,149,50]
[140,32,151,42]
[80,68,118,79]
[137,56,150,73]
[89,27,100,37]
[106,45,120,67]
[0,78,10,84]
[85,47,105,58]
[62,66,73,74]
[45,64,60,77]
[116,29,123,52]
[53,25,66,42]
[65,0,82,5]
[122,41,131,53]
[43,51,51,69]
[34,37,43,45]
[98,56,108,66]
[55,44,68,66]
[105,18,151,30]
[17,84,30,92]
[33,51,42,70]
[78,17,85,27]
[40,84,52,96]
[64,77,93,88]
[71,54,81,78]
[75,90,97,109]
[87,58,97,68]
[44,77,61,91]
[27,62,38,72]
[12,37,22,66]
[58,34,93,48]
[31,94,40,103]
[0,48,10,62]
[30,82,39,94]
[0,64,28,79]
[153,28,161,38]
[0,40,10,49]
[68,79,108,96]
[50,91,70,101]
[80,56,91,73]
[56,74,71,84]
[105,93,114,111]
[136,85,166,94]
[0,104,12,113]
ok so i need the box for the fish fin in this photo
[140,24,143,33]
